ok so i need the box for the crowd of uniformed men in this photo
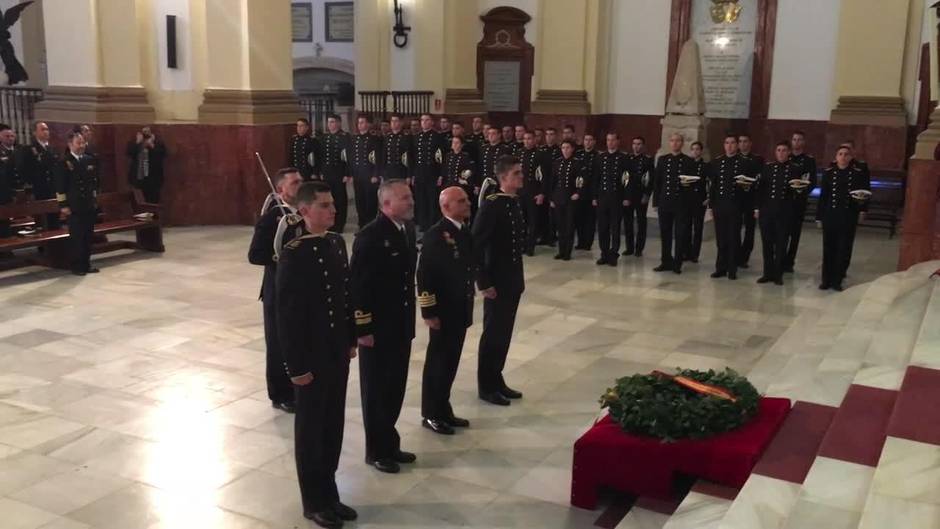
[252,112,871,527]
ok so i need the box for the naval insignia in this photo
[285,213,302,225]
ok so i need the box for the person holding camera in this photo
[127,126,168,203]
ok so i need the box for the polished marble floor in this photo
[0,223,901,529]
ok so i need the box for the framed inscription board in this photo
[291,3,313,43]
[484,61,521,112]
[325,2,354,42]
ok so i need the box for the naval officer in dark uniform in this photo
[623,136,655,257]
[518,131,546,255]
[737,134,763,268]
[818,146,870,291]
[754,142,798,285]
[56,131,100,276]
[412,114,442,231]
[551,140,586,261]
[349,115,382,229]
[707,134,745,280]
[381,114,411,182]
[785,130,816,272]
[652,133,695,274]
[473,155,526,406]
[16,121,59,228]
[350,179,418,474]
[248,168,304,414]
[686,141,708,263]
[288,118,318,181]
[320,115,351,233]
[593,132,629,266]
[276,181,358,528]
[418,186,474,435]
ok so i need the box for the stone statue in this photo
[660,39,709,159]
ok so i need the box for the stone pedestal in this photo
[898,158,940,270]
[658,114,709,158]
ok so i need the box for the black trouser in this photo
[478,291,521,394]
[352,175,379,229]
[421,319,467,420]
[784,200,808,270]
[844,216,859,272]
[521,192,539,253]
[737,196,756,265]
[623,200,649,253]
[537,201,555,244]
[553,202,575,258]
[575,197,595,249]
[759,208,790,280]
[688,205,706,261]
[359,339,411,461]
[294,359,348,512]
[657,208,689,268]
[414,171,440,231]
[596,195,622,259]
[262,298,295,404]
[68,210,96,273]
[323,168,348,233]
[140,179,162,203]
[822,210,858,286]
[713,204,740,275]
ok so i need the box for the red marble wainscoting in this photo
[45,122,294,226]
[898,158,940,270]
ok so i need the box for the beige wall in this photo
[42,0,100,86]
[833,0,912,101]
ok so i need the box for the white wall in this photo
[292,0,356,63]
[152,0,193,91]
[606,0,670,115]
[767,0,841,120]
[389,0,415,91]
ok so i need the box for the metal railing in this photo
[0,87,43,143]
[298,92,337,133]
[357,90,434,119]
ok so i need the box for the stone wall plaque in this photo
[325,2,354,42]
[291,3,313,43]
[484,60,521,112]
[691,0,757,118]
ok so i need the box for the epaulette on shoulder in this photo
[284,233,318,250]
[486,193,510,201]
[285,213,302,225]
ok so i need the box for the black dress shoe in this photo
[623,248,634,256]
[757,276,772,284]
[739,262,749,269]
[832,283,844,292]
[304,510,343,528]
[86,267,100,274]
[634,249,643,257]
[393,450,416,464]
[728,272,738,280]
[445,416,470,428]
[500,386,523,399]
[422,418,455,435]
[368,458,400,473]
[331,502,358,521]
[774,278,784,286]
[819,283,830,290]
[607,258,618,267]
[596,257,608,265]
[561,255,571,261]
[479,392,510,406]
[71,270,86,276]
[553,254,563,260]
[710,270,726,278]
[653,264,670,272]
[673,265,682,274]
[689,258,699,263]
[271,401,296,413]
[782,266,794,273]
[525,250,535,257]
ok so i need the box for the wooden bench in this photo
[0,190,164,271]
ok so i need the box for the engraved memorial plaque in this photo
[484,61,521,112]
[691,0,757,118]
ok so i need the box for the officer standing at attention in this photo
[551,140,586,261]
[320,115,351,232]
[707,134,745,280]
[248,168,304,414]
[685,141,708,263]
[518,131,545,256]
[574,133,598,251]
[623,136,655,257]
[737,134,763,268]
[56,131,100,276]
[754,141,798,285]
[473,156,526,406]
[16,121,59,228]
[785,130,816,272]
[818,146,870,292]
[593,132,629,266]
[381,114,411,182]
[288,118,318,181]
[440,135,476,213]
[412,114,442,232]
[418,186,474,435]
[349,114,382,229]
[276,181,358,528]
[350,179,418,474]
[652,133,695,274]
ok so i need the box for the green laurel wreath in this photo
[599,368,760,442]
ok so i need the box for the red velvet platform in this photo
[571,397,791,509]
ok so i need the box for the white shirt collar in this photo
[70,151,82,161]
[445,216,463,230]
